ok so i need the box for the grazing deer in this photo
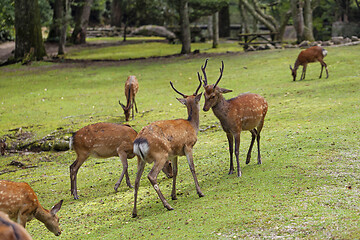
[0,211,33,240]
[201,59,268,177]
[0,180,63,236]
[69,122,172,200]
[0,138,6,156]
[290,46,329,81]
[132,79,204,217]
[119,75,139,121]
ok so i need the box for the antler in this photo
[201,59,209,86]
[170,81,186,98]
[194,72,202,95]
[213,60,224,88]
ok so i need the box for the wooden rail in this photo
[238,32,280,49]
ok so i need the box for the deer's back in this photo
[136,119,196,161]
[298,46,325,64]
[73,123,137,158]
[0,181,38,221]
[224,93,268,132]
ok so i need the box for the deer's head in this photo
[200,59,232,111]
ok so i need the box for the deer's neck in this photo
[187,103,200,134]
[294,59,300,69]
[212,95,230,125]
[34,206,51,224]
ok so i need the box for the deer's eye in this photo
[210,95,215,99]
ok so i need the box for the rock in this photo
[299,40,310,47]
[331,36,344,44]
[321,41,333,46]
[265,44,275,50]
[256,45,267,51]
[130,25,176,41]
[344,37,352,43]
[351,36,359,42]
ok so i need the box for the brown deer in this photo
[0,180,63,236]
[0,211,33,240]
[0,138,6,155]
[290,46,329,81]
[201,59,268,177]
[119,75,139,121]
[132,79,204,217]
[69,122,172,200]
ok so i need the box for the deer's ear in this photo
[50,200,63,216]
[218,88,232,94]
[176,98,187,105]
[119,101,126,109]
[289,65,293,70]
[195,93,202,103]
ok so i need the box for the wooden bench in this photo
[238,32,280,49]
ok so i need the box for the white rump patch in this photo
[69,136,73,150]
[322,49,328,57]
[133,141,149,160]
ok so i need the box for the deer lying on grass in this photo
[0,180,63,236]
[201,59,268,177]
[290,46,329,81]
[0,138,6,155]
[69,122,172,200]
[0,211,33,240]
[119,75,139,121]
[132,79,204,217]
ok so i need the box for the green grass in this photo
[66,39,243,60]
[0,44,359,239]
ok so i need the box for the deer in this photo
[131,78,204,218]
[0,180,63,236]
[290,46,329,81]
[69,122,173,200]
[119,75,139,121]
[0,211,33,240]
[0,138,6,156]
[201,59,268,177]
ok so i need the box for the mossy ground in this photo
[0,42,359,239]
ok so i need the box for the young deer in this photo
[119,75,139,121]
[69,122,173,200]
[132,79,204,217]
[201,59,268,177]
[290,46,329,81]
[0,180,63,236]
[0,138,6,156]
[0,211,33,240]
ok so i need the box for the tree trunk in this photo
[239,0,278,35]
[70,0,94,44]
[219,5,230,37]
[179,0,191,54]
[238,1,250,41]
[14,0,46,61]
[212,12,219,48]
[58,0,70,55]
[291,0,304,42]
[207,16,213,39]
[47,0,62,42]
[278,10,292,41]
[303,0,314,41]
[111,0,122,27]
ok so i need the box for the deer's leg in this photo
[234,133,242,177]
[133,98,138,113]
[185,145,204,197]
[131,101,135,120]
[246,129,257,164]
[132,157,146,218]
[70,154,88,200]
[256,120,265,165]
[226,133,234,175]
[147,156,173,211]
[300,65,307,80]
[17,211,27,227]
[114,151,132,192]
[170,157,178,200]
[319,59,328,79]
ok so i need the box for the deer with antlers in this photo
[0,180,63,236]
[119,75,139,121]
[131,78,204,217]
[200,59,268,177]
[69,122,173,200]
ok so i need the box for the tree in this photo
[291,0,316,42]
[70,0,94,44]
[179,0,191,54]
[111,0,122,27]
[14,0,46,61]
[58,0,71,55]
